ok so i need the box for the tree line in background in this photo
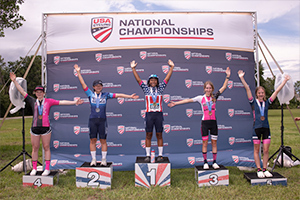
[0,55,299,118]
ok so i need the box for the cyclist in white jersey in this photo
[168,67,231,169]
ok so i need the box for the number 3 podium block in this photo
[76,162,113,189]
[195,165,229,187]
[135,157,171,188]
[23,171,59,188]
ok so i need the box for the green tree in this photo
[0,0,25,37]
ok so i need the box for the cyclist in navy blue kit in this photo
[74,64,139,166]
[130,59,175,162]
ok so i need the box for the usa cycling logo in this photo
[118,125,125,134]
[53,140,59,149]
[117,66,124,75]
[232,155,239,163]
[228,109,234,117]
[184,51,191,60]
[54,112,60,120]
[91,17,113,43]
[229,137,235,145]
[95,53,102,62]
[54,56,60,65]
[163,94,170,103]
[206,66,212,74]
[188,157,195,165]
[226,52,232,61]
[186,109,193,118]
[162,65,169,74]
[186,138,193,147]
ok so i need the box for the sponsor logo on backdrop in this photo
[95,53,122,62]
[163,94,170,103]
[73,69,99,77]
[117,97,144,104]
[54,112,79,120]
[103,82,121,88]
[141,140,146,148]
[91,17,113,43]
[74,154,81,158]
[186,138,193,147]
[185,79,204,88]
[118,125,125,134]
[232,155,239,163]
[73,126,89,135]
[228,108,251,117]
[173,66,189,72]
[218,124,233,130]
[228,137,251,145]
[205,66,226,74]
[107,141,122,147]
[54,56,78,65]
[57,141,78,148]
[206,66,212,74]
[185,109,202,118]
[53,83,77,92]
[106,112,122,118]
[162,65,169,74]
[225,52,249,61]
[227,80,233,89]
[96,140,101,149]
[139,51,166,60]
[50,159,58,167]
[140,110,146,118]
[185,51,210,60]
[118,98,124,104]
[52,160,77,166]
[118,125,144,134]
[217,96,231,101]
[53,140,59,149]
[186,109,193,118]
[117,66,144,75]
[188,157,195,165]
[164,124,190,133]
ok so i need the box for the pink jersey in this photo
[192,92,221,121]
[25,94,60,127]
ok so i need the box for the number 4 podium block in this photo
[135,157,171,188]
[23,171,59,188]
[76,162,113,189]
[195,165,229,187]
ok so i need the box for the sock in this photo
[202,152,207,163]
[32,160,37,170]
[213,153,217,163]
[158,147,163,156]
[102,151,107,159]
[263,168,266,172]
[146,147,151,156]
[91,151,96,160]
[257,168,262,172]
[45,160,50,170]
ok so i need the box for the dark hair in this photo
[147,74,159,87]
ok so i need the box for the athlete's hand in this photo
[238,70,245,78]
[130,93,139,99]
[168,101,176,108]
[74,64,80,72]
[10,72,16,82]
[284,74,291,82]
[168,59,174,67]
[130,60,137,69]
[225,67,231,78]
[75,99,84,105]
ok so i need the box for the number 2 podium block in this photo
[23,171,59,188]
[135,157,171,188]
[76,162,113,189]
[195,165,229,187]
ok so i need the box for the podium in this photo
[244,172,287,186]
[23,171,59,188]
[135,157,171,188]
[195,165,229,187]
[76,162,113,189]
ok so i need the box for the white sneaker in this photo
[257,171,265,178]
[203,163,209,169]
[30,169,37,176]
[90,159,97,166]
[212,163,220,169]
[42,169,50,176]
[263,170,273,177]
[101,158,107,166]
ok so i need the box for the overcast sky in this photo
[0,0,299,82]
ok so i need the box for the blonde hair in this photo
[255,86,266,101]
[204,81,216,102]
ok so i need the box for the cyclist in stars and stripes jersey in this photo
[131,59,175,163]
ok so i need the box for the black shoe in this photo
[144,156,150,163]
[157,156,164,162]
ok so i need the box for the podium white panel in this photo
[23,171,59,188]
[195,165,229,187]
[135,157,170,188]
[76,162,113,189]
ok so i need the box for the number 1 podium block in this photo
[195,165,229,187]
[76,162,113,189]
[135,157,171,188]
[23,171,59,188]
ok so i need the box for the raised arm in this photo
[74,64,87,90]
[164,59,175,83]
[238,70,253,99]
[10,72,27,97]
[130,60,142,84]
[270,74,290,100]
[115,93,139,99]
[168,98,194,108]
[218,67,231,94]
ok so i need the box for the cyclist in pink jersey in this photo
[168,67,231,169]
[10,72,83,176]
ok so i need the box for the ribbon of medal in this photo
[205,96,213,115]
[95,92,101,113]
[256,99,265,121]
[37,99,44,119]
[151,87,158,107]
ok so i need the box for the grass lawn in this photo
[0,109,300,199]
